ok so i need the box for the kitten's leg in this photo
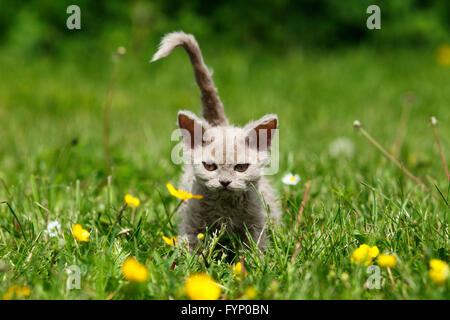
[184,233,199,252]
[179,206,203,252]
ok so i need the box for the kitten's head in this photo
[177,111,278,193]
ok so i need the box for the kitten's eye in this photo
[234,164,249,172]
[202,162,217,171]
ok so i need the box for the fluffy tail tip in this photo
[150,31,193,63]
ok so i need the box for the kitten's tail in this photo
[151,31,228,126]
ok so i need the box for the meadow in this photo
[0,44,449,299]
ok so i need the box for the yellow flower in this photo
[124,194,140,208]
[378,254,397,268]
[162,235,178,246]
[166,183,203,202]
[122,257,149,282]
[245,286,257,299]
[15,286,31,296]
[185,273,221,300]
[436,44,450,66]
[232,262,247,279]
[369,246,379,258]
[197,233,205,241]
[428,259,449,285]
[350,244,379,266]
[8,285,19,295]
[72,224,89,242]
[3,286,31,300]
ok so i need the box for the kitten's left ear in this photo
[177,110,210,149]
[244,114,278,150]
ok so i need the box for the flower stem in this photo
[295,179,311,231]
[103,48,125,173]
[430,117,450,181]
[354,121,435,198]
[392,97,412,158]
[198,239,210,268]
[240,256,246,278]
[387,267,395,286]
[291,180,311,261]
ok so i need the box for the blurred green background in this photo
[0,0,449,300]
[1,0,450,57]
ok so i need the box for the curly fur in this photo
[151,31,281,251]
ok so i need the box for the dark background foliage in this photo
[1,0,449,57]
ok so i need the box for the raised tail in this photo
[151,31,228,126]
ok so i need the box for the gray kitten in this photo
[151,31,281,251]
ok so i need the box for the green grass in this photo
[0,44,449,299]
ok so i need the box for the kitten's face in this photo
[178,111,277,194]
[192,127,268,192]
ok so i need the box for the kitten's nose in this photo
[220,180,231,187]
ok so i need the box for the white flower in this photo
[282,173,301,185]
[329,137,354,158]
[45,220,61,238]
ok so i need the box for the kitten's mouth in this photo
[219,186,245,193]
[200,181,243,193]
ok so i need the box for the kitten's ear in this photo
[244,114,278,151]
[177,111,209,149]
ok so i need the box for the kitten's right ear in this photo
[244,114,278,151]
[177,111,208,149]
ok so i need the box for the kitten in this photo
[151,31,281,251]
